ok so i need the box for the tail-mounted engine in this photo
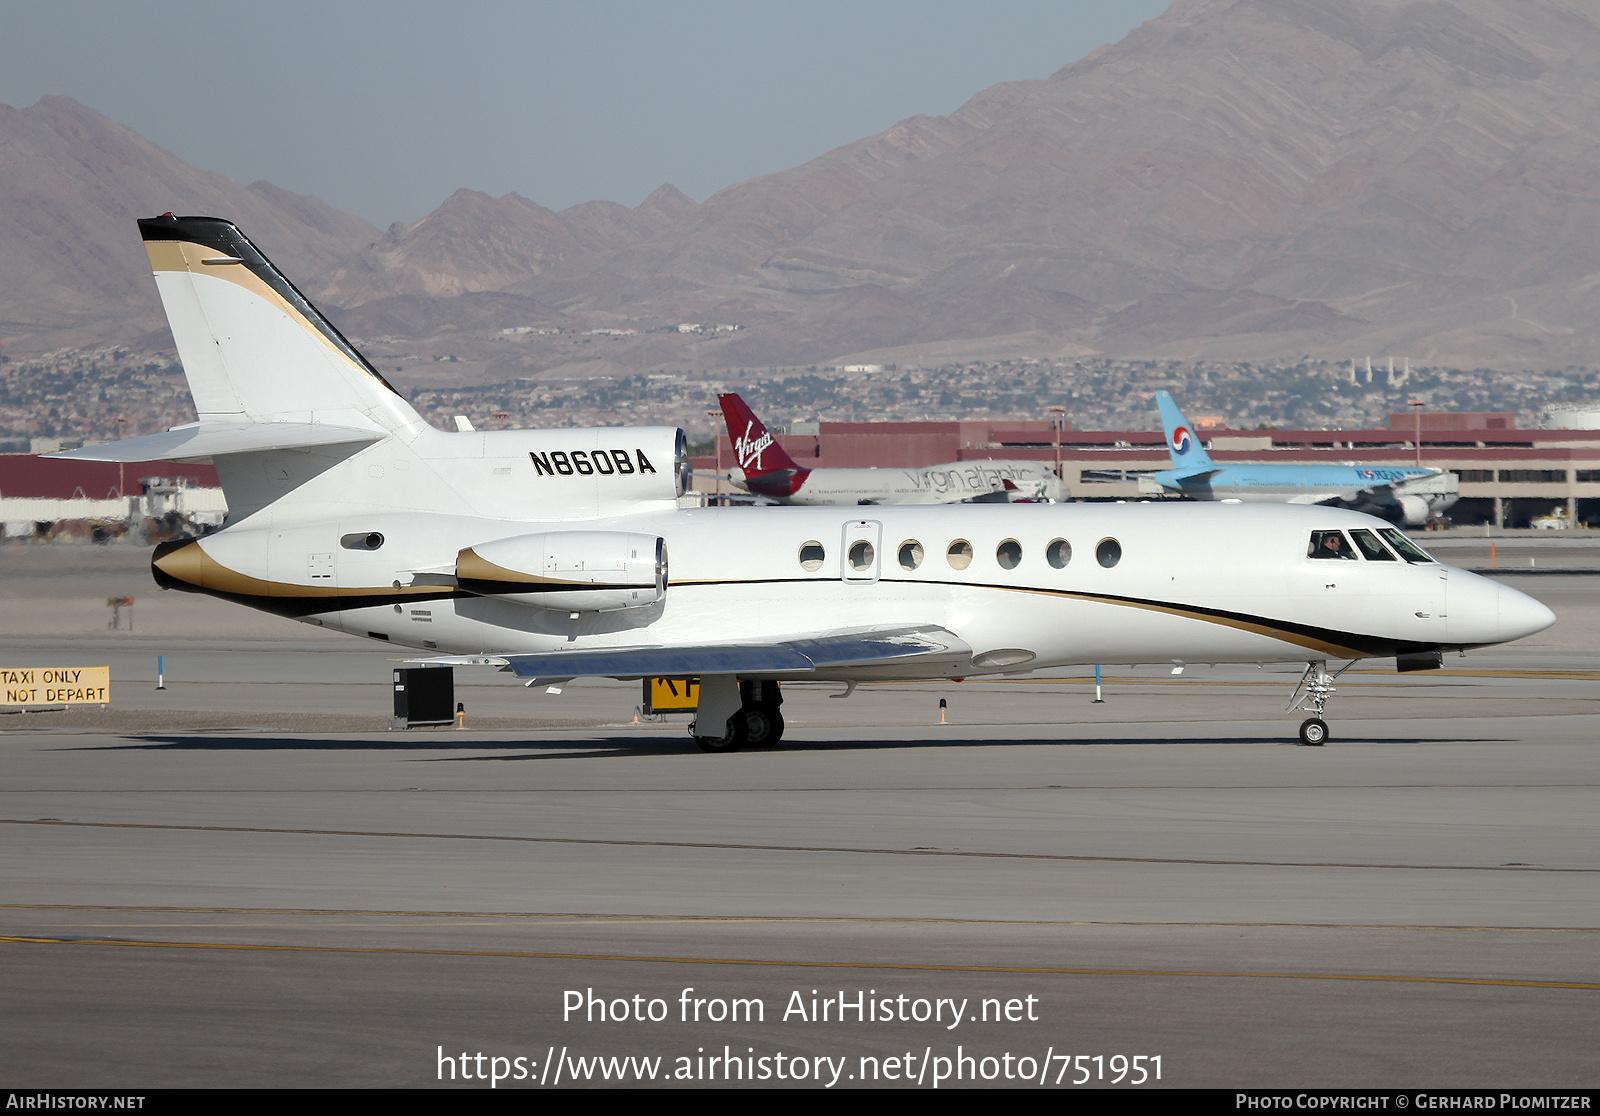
[457,531,667,612]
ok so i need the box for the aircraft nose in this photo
[1497,583,1555,642]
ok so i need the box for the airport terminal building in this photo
[6,411,1598,537]
[703,411,1600,528]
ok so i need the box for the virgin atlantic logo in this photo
[735,421,774,471]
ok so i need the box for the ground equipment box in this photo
[392,667,454,727]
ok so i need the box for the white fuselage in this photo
[166,427,1550,680]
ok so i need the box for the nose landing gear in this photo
[1287,660,1350,746]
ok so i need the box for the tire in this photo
[743,705,784,748]
[1299,717,1329,746]
[693,713,747,753]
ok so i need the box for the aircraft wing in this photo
[413,625,971,678]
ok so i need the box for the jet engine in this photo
[457,531,667,612]
[1392,494,1431,527]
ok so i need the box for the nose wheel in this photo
[1298,717,1329,746]
[1287,661,1350,746]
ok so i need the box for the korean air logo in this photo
[1170,426,1194,456]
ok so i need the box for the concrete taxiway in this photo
[1,545,1597,1088]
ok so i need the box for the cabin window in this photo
[946,539,973,570]
[848,540,875,573]
[1308,530,1357,560]
[996,539,1022,569]
[1096,538,1121,568]
[1046,538,1072,569]
[340,532,384,551]
[798,541,825,571]
[898,540,924,570]
[1378,528,1436,564]
[1349,529,1397,561]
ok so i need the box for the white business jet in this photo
[57,216,1554,749]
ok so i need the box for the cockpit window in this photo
[1378,527,1435,564]
[1348,529,1397,561]
[1308,530,1357,560]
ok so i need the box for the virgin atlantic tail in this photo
[717,393,811,499]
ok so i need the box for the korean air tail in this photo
[718,393,801,477]
[1155,391,1216,473]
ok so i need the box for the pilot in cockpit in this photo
[1308,530,1357,559]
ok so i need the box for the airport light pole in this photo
[707,410,723,498]
[115,416,127,498]
[1409,398,1425,467]
[1047,406,1065,480]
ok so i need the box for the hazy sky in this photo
[2,1,1170,228]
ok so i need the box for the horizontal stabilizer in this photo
[415,625,969,679]
[49,422,385,463]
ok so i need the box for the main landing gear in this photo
[1286,660,1351,746]
[692,679,784,753]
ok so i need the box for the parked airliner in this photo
[1141,392,1459,525]
[57,216,1552,749]
[717,393,1063,504]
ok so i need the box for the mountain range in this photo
[5,0,1600,374]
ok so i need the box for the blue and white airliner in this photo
[1141,393,1458,526]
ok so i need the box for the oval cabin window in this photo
[848,540,875,572]
[898,540,924,570]
[996,539,1022,569]
[1046,538,1071,568]
[1096,538,1122,568]
[946,539,973,570]
[798,541,825,571]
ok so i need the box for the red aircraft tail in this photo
[717,393,809,497]
[718,393,798,474]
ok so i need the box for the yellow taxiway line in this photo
[3,934,1596,991]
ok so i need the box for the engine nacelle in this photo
[1393,494,1431,527]
[457,531,667,612]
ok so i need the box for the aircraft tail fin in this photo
[1155,391,1215,471]
[718,393,800,476]
[136,215,421,437]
